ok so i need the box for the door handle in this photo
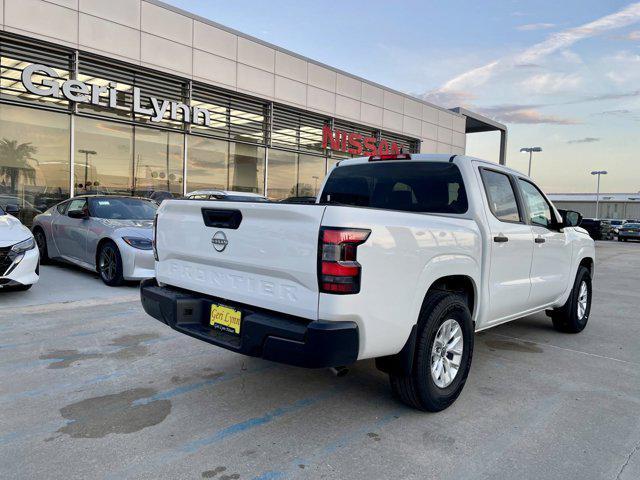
[493,235,509,243]
[534,237,546,244]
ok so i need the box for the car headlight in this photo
[11,237,35,254]
[122,237,153,250]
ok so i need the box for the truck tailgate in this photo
[155,200,326,320]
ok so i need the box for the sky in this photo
[165,0,640,194]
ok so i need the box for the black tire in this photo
[389,292,474,412]
[551,266,592,333]
[97,241,125,286]
[11,283,32,291]
[33,228,49,264]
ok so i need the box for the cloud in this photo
[567,137,600,144]
[475,105,580,124]
[611,30,640,40]
[517,23,555,31]
[523,72,583,93]
[423,3,640,106]
[597,109,633,115]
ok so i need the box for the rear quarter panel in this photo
[319,206,481,359]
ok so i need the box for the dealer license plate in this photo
[209,304,242,335]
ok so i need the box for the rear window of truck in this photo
[320,162,468,214]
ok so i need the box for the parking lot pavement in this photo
[0,262,139,309]
[1,241,639,480]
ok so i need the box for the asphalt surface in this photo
[1,241,639,480]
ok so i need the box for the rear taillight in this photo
[152,213,159,261]
[319,227,371,294]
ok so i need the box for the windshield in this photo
[320,162,468,214]
[0,205,4,215]
[89,198,157,220]
[624,223,640,228]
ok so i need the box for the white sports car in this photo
[0,204,39,291]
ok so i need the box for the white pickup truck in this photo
[141,153,595,411]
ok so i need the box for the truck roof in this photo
[335,153,528,179]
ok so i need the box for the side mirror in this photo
[4,204,20,215]
[68,208,88,219]
[559,209,582,228]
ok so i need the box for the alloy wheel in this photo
[577,281,588,320]
[430,318,464,389]
[100,247,117,281]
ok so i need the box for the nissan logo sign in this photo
[211,231,229,252]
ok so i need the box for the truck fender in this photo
[376,254,480,376]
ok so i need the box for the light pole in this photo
[591,170,608,220]
[78,149,97,191]
[520,147,542,177]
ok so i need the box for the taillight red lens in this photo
[319,227,370,294]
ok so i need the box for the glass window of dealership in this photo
[0,34,420,226]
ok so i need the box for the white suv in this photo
[0,204,39,291]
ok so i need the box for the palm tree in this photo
[0,138,37,192]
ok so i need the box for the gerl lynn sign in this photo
[21,63,213,126]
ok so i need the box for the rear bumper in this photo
[140,279,359,368]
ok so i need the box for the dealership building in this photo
[0,0,506,225]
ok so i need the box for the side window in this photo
[56,201,70,214]
[67,198,87,215]
[518,179,553,228]
[481,169,521,222]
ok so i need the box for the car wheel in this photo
[33,228,49,264]
[98,241,125,287]
[551,266,592,333]
[389,291,474,412]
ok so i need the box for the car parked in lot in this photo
[32,196,157,286]
[0,203,39,291]
[607,219,626,235]
[186,190,269,202]
[580,218,614,240]
[618,222,640,242]
[142,153,595,412]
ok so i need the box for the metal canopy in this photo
[449,107,508,165]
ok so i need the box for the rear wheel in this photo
[98,241,124,286]
[389,292,474,412]
[33,228,49,264]
[551,266,592,333]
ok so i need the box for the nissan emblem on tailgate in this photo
[211,231,229,252]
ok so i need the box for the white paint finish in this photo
[382,109,403,132]
[336,73,361,100]
[141,1,192,46]
[237,63,275,98]
[422,105,438,124]
[361,82,383,106]
[437,126,453,145]
[193,20,237,60]
[193,49,236,88]
[335,95,360,121]
[420,138,437,153]
[275,75,306,107]
[452,115,466,133]
[360,103,382,127]
[79,0,141,29]
[275,51,307,83]
[307,63,336,92]
[452,131,466,148]
[402,115,422,137]
[307,85,335,114]
[403,97,422,119]
[79,14,140,61]
[237,37,275,73]
[5,0,78,44]
[141,32,192,75]
[422,121,438,141]
[156,201,327,320]
[438,109,455,129]
[383,90,403,114]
